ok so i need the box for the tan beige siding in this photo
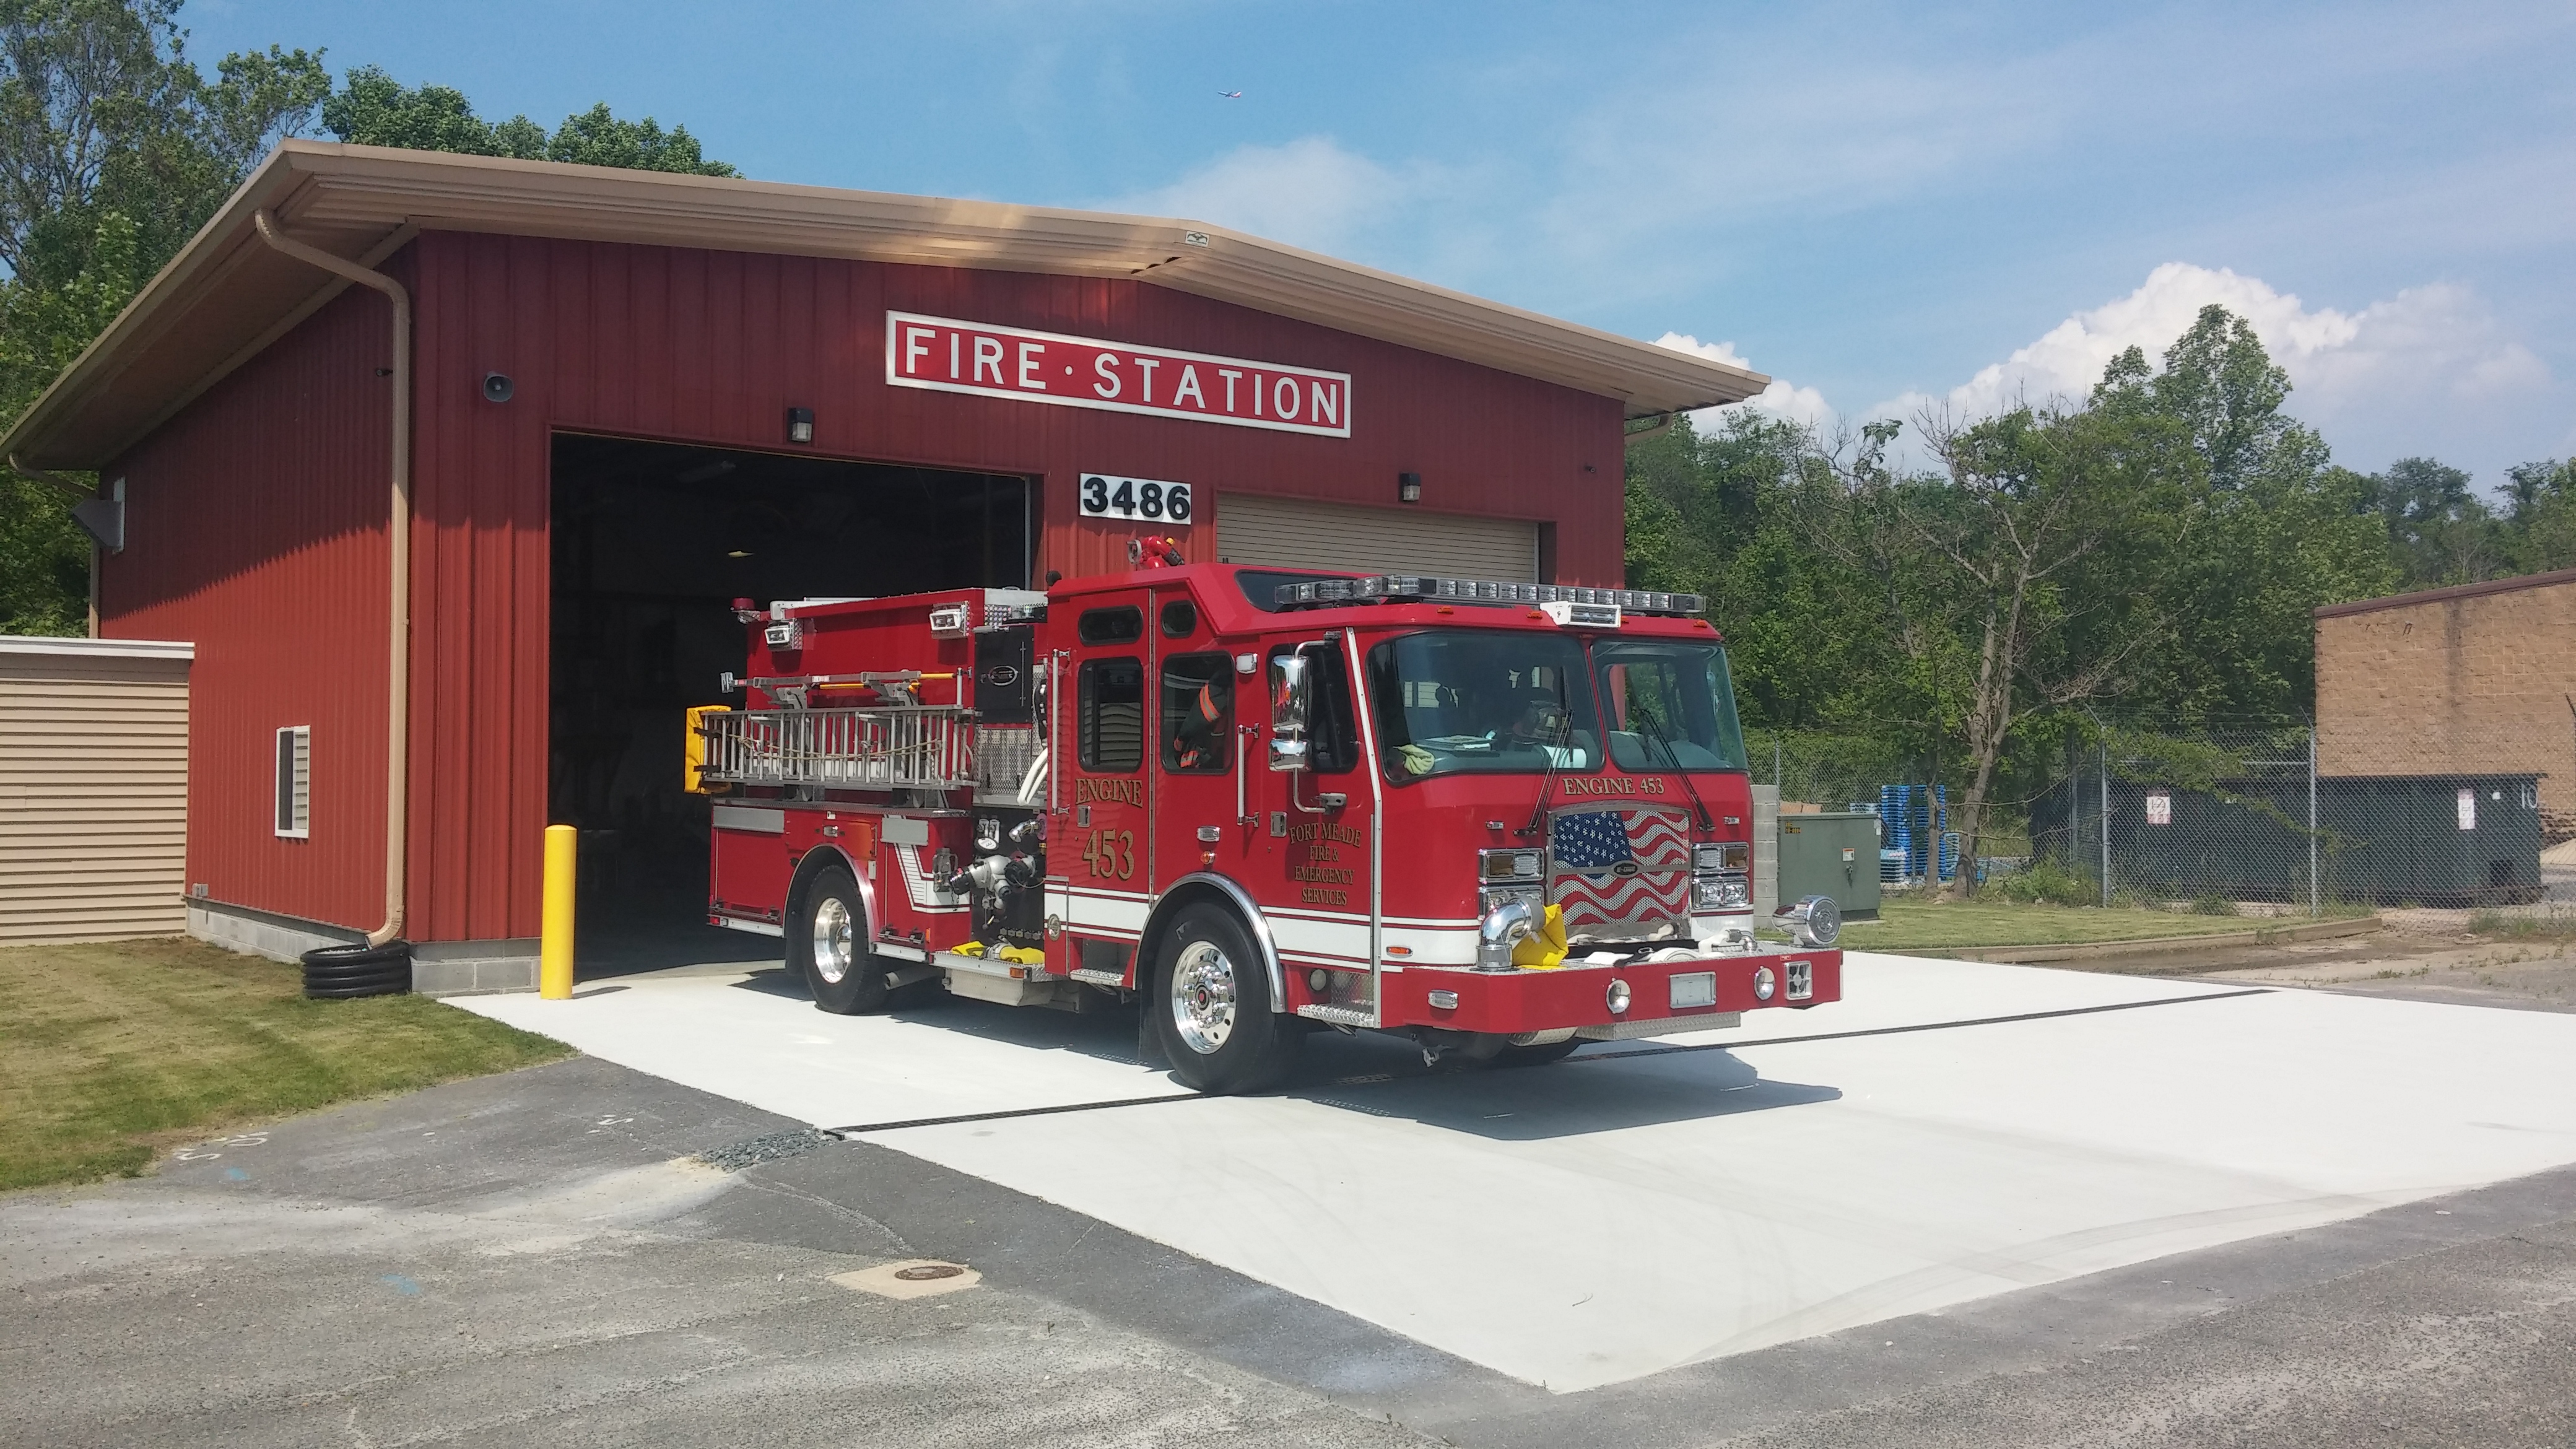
[0,640,191,944]
[1215,494,1540,581]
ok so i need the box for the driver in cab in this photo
[1394,679,1584,775]
[1499,687,1583,767]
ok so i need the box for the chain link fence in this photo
[1746,717,2572,920]
[2034,718,2562,917]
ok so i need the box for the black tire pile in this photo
[299,940,412,999]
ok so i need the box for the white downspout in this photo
[253,211,412,947]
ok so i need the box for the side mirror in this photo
[1269,653,1312,772]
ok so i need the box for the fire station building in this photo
[2,141,1760,988]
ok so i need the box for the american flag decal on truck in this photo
[1551,806,1691,931]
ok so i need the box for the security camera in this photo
[482,372,514,402]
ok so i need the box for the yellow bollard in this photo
[540,824,577,999]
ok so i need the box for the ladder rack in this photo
[697,707,976,793]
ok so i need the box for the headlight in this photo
[1606,978,1632,1014]
[1695,842,1751,872]
[1753,965,1777,1001]
[1693,875,1751,911]
[1479,848,1543,882]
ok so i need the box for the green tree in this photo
[1629,305,2400,881]
[2359,455,2497,588]
[2116,307,2393,718]
[1,0,325,635]
[1,1,326,288]
[0,211,126,632]
[1846,398,2179,894]
[1624,409,1910,731]
[316,66,524,159]
[321,66,734,176]
[2499,458,2576,575]
[541,102,731,174]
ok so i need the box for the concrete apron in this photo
[451,952,2576,1395]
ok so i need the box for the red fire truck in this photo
[689,560,1844,1093]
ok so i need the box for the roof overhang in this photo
[2314,566,2576,620]
[2,141,1767,469]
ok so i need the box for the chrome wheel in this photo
[811,895,855,985]
[1168,939,1238,1055]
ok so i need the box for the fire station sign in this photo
[885,311,1352,438]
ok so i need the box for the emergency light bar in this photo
[1274,575,1704,617]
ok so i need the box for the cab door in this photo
[1051,591,1153,967]
[1253,633,1375,990]
[1147,590,1251,894]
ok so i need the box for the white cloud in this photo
[1098,136,1408,256]
[1652,332,1835,430]
[1883,264,2557,476]
[1930,263,2356,415]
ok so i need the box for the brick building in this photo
[2315,568,2576,833]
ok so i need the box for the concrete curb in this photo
[1944,914,2383,964]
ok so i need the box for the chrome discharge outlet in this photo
[1476,897,1538,972]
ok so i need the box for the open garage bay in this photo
[451,954,2576,1393]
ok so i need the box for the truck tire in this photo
[1152,903,1300,1094]
[793,864,890,1015]
[1492,1038,1582,1068]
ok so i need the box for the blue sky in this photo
[187,1,2576,484]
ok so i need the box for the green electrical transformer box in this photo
[1775,811,1883,919]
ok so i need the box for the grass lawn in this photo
[1843,898,2321,954]
[0,936,572,1192]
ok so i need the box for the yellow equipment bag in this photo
[682,704,729,794]
[1511,903,1570,970]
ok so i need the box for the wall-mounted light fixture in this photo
[786,406,815,445]
[1397,471,1423,505]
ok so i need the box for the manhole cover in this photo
[830,1261,981,1299]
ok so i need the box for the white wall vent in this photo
[274,726,311,838]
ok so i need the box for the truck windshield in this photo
[1364,630,1599,780]
[1595,640,1750,772]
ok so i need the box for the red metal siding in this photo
[110,230,1627,944]
[99,281,403,934]
[407,232,1625,944]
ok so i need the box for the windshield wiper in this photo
[1517,700,1577,840]
[1631,707,1714,832]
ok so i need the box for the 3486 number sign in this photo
[1078,474,1193,527]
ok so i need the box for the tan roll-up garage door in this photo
[1216,494,1539,581]
[0,637,192,944]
